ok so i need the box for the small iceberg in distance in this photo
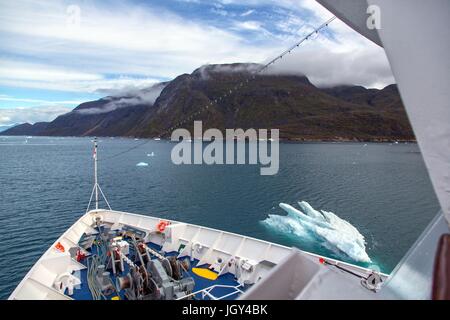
[262,201,371,263]
[136,162,149,167]
[147,152,155,157]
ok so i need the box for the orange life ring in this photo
[55,242,65,252]
[157,221,169,232]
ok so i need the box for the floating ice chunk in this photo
[147,152,155,157]
[297,201,327,221]
[136,162,149,167]
[279,203,330,229]
[263,201,371,263]
[263,213,309,238]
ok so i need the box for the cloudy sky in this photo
[0,0,394,126]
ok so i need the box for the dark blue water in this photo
[0,136,439,299]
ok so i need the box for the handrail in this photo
[176,284,244,300]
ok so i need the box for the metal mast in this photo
[94,137,99,210]
[86,138,112,212]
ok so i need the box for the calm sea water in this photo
[0,136,440,299]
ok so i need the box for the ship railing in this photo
[176,284,244,300]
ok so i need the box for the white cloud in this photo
[0,60,101,82]
[266,44,394,88]
[241,9,255,17]
[0,96,84,105]
[0,0,271,83]
[243,5,392,88]
[211,7,229,16]
[0,0,394,97]
[200,0,393,88]
[76,82,167,114]
[196,63,261,80]
[0,59,161,93]
[0,116,11,123]
[234,20,263,31]
[0,105,73,126]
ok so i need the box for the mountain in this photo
[129,64,413,141]
[0,124,19,133]
[1,84,165,137]
[41,97,149,137]
[2,122,49,135]
[1,63,414,141]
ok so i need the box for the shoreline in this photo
[0,134,417,144]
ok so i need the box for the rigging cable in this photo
[98,15,337,162]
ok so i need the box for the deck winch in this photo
[114,254,195,300]
[85,224,195,300]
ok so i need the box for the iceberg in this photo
[262,201,371,263]
[136,162,149,167]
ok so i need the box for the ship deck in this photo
[71,240,248,300]
[10,209,385,300]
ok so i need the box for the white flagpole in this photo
[94,137,99,210]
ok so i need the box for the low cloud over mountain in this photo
[2,63,413,142]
